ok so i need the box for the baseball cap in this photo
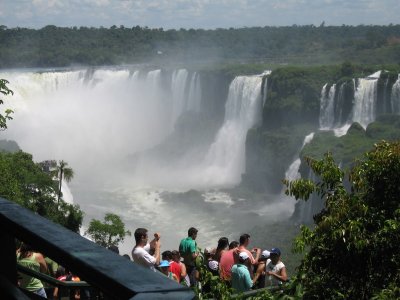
[239,251,249,260]
[159,260,170,268]
[261,250,270,258]
[270,248,281,256]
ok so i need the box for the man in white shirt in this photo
[132,228,160,271]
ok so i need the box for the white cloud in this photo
[0,0,399,29]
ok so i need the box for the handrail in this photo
[0,197,194,299]
[17,264,90,287]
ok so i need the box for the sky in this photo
[0,0,399,30]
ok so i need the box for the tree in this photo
[284,141,400,299]
[86,213,131,248]
[54,160,74,203]
[0,79,13,130]
[0,151,83,232]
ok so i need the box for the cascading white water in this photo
[1,68,272,253]
[391,75,400,113]
[351,71,380,128]
[201,75,263,186]
[171,69,189,125]
[319,84,336,129]
[187,72,202,113]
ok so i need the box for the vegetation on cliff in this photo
[0,24,399,68]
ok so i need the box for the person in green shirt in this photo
[179,227,199,287]
[231,252,253,293]
[17,243,48,298]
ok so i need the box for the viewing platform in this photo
[0,197,194,299]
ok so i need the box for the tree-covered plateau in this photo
[0,24,399,68]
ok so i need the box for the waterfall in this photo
[391,75,400,114]
[351,71,380,128]
[187,72,202,113]
[319,84,336,129]
[0,68,182,181]
[202,75,263,186]
[171,69,189,124]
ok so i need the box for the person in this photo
[213,237,229,262]
[132,228,161,271]
[53,269,81,300]
[265,248,287,287]
[231,252,253,293]
[179,227,199,286]
[253,250,270,288]
[238,234,261,278]
[17,243,48,298]
[219,241,239,284]
[158,260,179,282]
[171,250,189,286]
[204,247,219,276]
[44,256,59,300]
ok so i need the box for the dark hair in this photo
[188,227,198,237]
[162,250,173,260]
[171,250,180,257]
[19,243,34,259]
[229,241,239,249]
[108,245,119,254]
[217,237,229,251]
[122,254,131,260]
[134,228,148,243]
[239,234,250,245]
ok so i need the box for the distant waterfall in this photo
[319,84,336,129]
[391,75,400,113]
[171,69,189,124]
[351,71,380,128]
[187,72,202,113]
[319,72,382,136]
[202,76,263,186]
[285,132,315,182]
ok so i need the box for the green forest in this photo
[0,24,400,68]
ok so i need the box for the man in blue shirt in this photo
[231,252,253,293]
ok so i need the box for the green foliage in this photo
[0,79,13,130]
[86,213,131,248]
[301,116,400,172]
[0,25,400,68]
[0,150,83,232]
[284,141,400,299]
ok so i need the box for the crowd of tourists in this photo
[131,227,287,294]
[16,227,287,298]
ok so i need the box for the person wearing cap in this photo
[158,260,179,282]
[265,248,287,287]
[231,252,253,293]
[253,250,271,288]
[179,227,199,287]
